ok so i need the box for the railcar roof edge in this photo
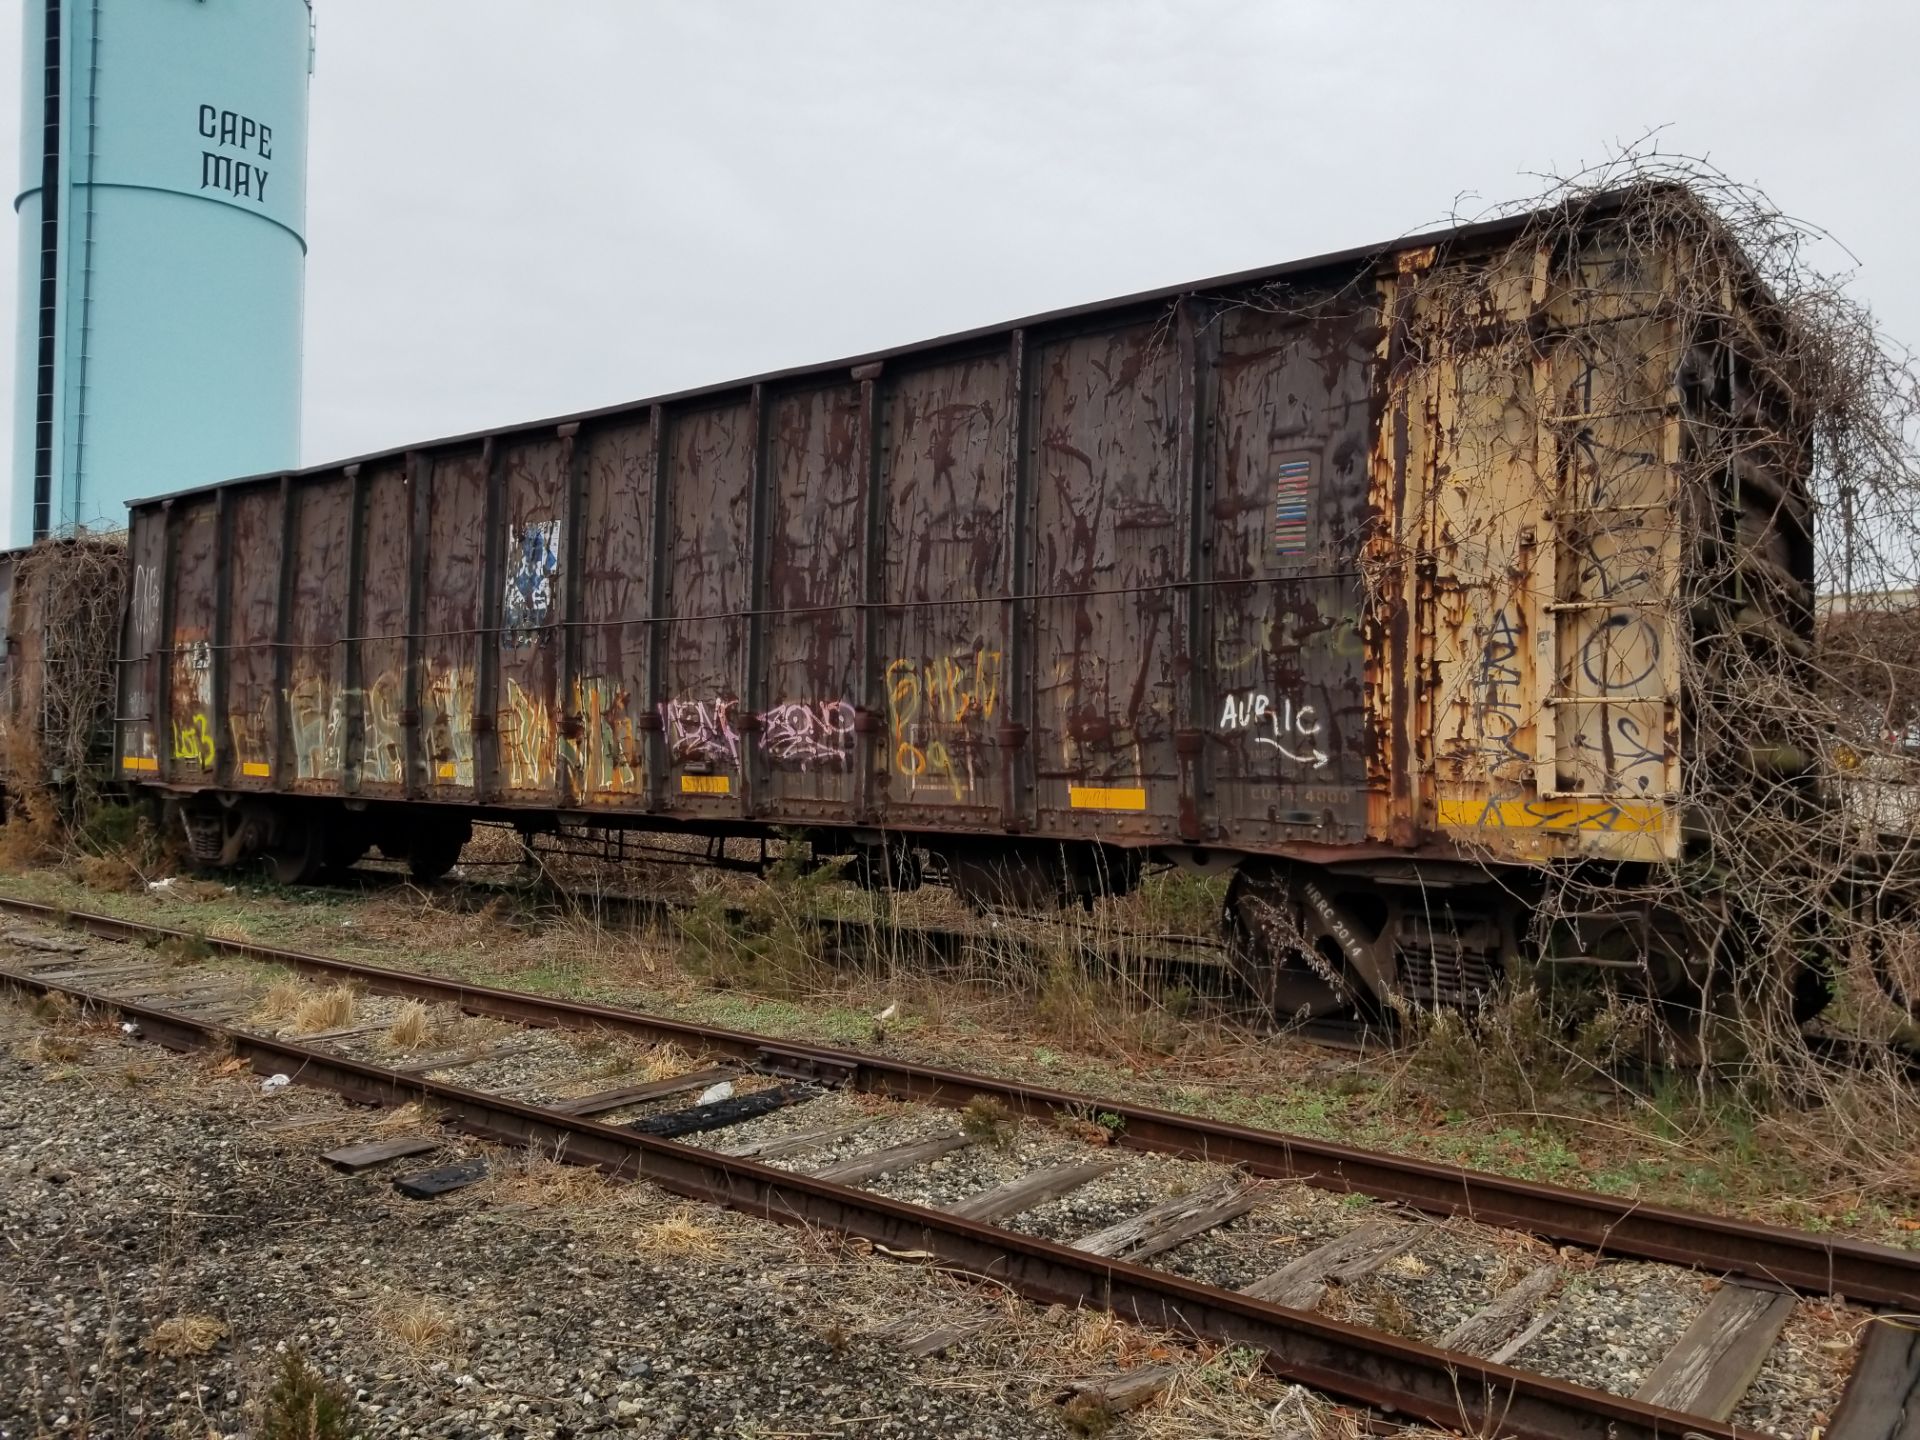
[125,183,1692,509]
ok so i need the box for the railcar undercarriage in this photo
[160,791,1840,1030]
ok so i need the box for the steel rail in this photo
[6,894,1918,1310]
[0,960,1754,1440]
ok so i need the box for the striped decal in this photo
[1068,785,1146,812]
[122,755,158,773]
[241,761,271,778]
[1271,457,1312,555]
[680,774,732,796]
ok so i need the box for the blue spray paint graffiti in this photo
[502,519,560,648]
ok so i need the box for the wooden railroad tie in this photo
[1070,1179,1257,1263]
[1633,1281,1795,1422]
[1239,1219,1420,1310]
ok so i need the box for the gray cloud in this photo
[5,0,1917,471]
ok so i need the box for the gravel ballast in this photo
[0,1003,1063,1438]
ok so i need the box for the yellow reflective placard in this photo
[1068,785,1147,812]
[680,774,732,795]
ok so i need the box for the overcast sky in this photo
[5,1,1919,469]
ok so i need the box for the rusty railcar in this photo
[114,189,1818,1017]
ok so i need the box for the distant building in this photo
[9,0,312,545]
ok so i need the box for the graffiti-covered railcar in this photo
[112,187,1820,1018]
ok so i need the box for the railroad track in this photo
[1,896,1913,1440]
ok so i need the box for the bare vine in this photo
[2,534,128,836]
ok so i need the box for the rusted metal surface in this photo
[0,952,1769,1439]
[5,893,1912,1313]
[223,484,282,788]
[115,194,1799,872]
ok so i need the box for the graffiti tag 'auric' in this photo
[1218,691,1328,768]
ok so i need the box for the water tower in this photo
[10,0,312,546]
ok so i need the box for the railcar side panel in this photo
[497,438,567,802]
[283,479,351,792]
[568,418,655,808]
[1206,302,1375,850]
[353,463,412,796]
[164,502,219,786]
[119,516,166,776]
[419,449,487,797]
[223,484,284,789]
[1030,325,1184,842]
[761,383,865,819]
[1410,240,1683,863]
[876,353,1011,828]
[663,402,754,814]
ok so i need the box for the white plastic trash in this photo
[697,1081,735,1106]
[261,1073,292,1094]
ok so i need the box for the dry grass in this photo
[632,1205,725,1259]
[19,1032,87,1063]
[289,985,357,1035]
[640,1041,701,1082]
[483,1150,609,1208]
[250,979,310,1026]
[146,1314,227,1358]
[371,1100,440,1135]
[74,852,140,892]
[372,1295,462,1359]
[385,1001,435,1052]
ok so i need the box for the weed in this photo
[1368,1288,1417,1335]
[259,1350,358,1440]
[1060,1394,1118,1437]
[29,992,74,1024]
[1057,1104,1121,1147]
[21,1033,86,1064]
[639,1042,699,1082]
[673,849,843,999]
[1126,868,1229,936]
[960,1094,1019,1148]
[156,934,213,966]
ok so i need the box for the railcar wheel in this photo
[267,818,327,886]
[406,818,472,883]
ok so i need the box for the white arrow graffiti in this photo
[1219,692,1330,770]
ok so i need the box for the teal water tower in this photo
[10,0,312,545]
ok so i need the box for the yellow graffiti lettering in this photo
[881,649,1000,802]
[170,714,215,770]
[562,675,644,799]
